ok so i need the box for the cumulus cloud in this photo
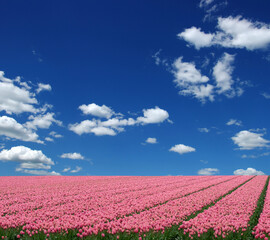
[137,107,169,124]
[45,137,54,142]
[0,71,61,146]
[69,120,97,135]
[102,118,136,129]
[62,167,71,172]
[0,146,54,165]
[69,105,170,136]
[232,130,270,150]
[70,166,82,173]
[60,152,84,160]
[146,137,157,144]
[0,71,38,114]
[171,54,243,102]
[69,120,118,136]
[49,131,63,138]
[178,16,270,50]
[25,112,62,130]
[198,128,209,133]
[173,57,210,84]
[233,167,265,175]
[16,162,51,170]
[0,116,42,143]
[178,27,214,50]
[227,119,242,126]
[0,146,60,175]
[198,168,219,175]
[36,83,52,94]
[62,166,82,173]
[90,126,117,136]
[213,53,241,97]
[16,169,61,176]
[217,16,270,50]
[169,144,196,155]
[172,57,214,102]
[79,103,114,119]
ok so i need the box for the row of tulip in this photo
[179,175,268,239]
[2,175,268,240]
[0,176,205,215]
[0,176,237,234]
[101,175,252,235]
[253,178,270,240]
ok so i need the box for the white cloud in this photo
[0,146,58,175]
[241,152,270,159]
[152,49,162,65]
[60,152,84,160]
[233,167,265,175]
[137,107,169,124]
[0,116,42,143]
[0,146,54,165]
[171,54,243,102]
[25,112,62,130]
[182,84,215,102]
[213,53,239,96]
[69,120,97,135]
[152,49,169,67]
[69,120,117,136]
[70,166,82,173]
[36,83,52,94]
[0,71,61,144]
[69,105,169,136]
[227,119,242,126]
[200,1,228,22]
[172,57,214,102]
[200,160,209,164]
[16,169,61,176]
[232,130,270,150]
[16,162,51,170]
[79,103,114,119]
[178,16,270,50]
[49,131,63,138]
[39,103,53,114]
[101,117,136,128]
[45,137,54,142]
[199,0,214,8]
[178,27,214,50]
[262,93,270,99]
[217,16,270,50]
[169,144,196,155]
[0,71,14,83]
[146,137,157,144]
[32,50,43,62]
[90,126,117,136]
[173,57,210,84]
[62,167,71,172]
[0,71,38,114]
[198,168,219,175]
[198,128,210,133]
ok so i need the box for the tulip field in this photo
[0,175,269,240]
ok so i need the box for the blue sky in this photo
[0,0,270,176]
